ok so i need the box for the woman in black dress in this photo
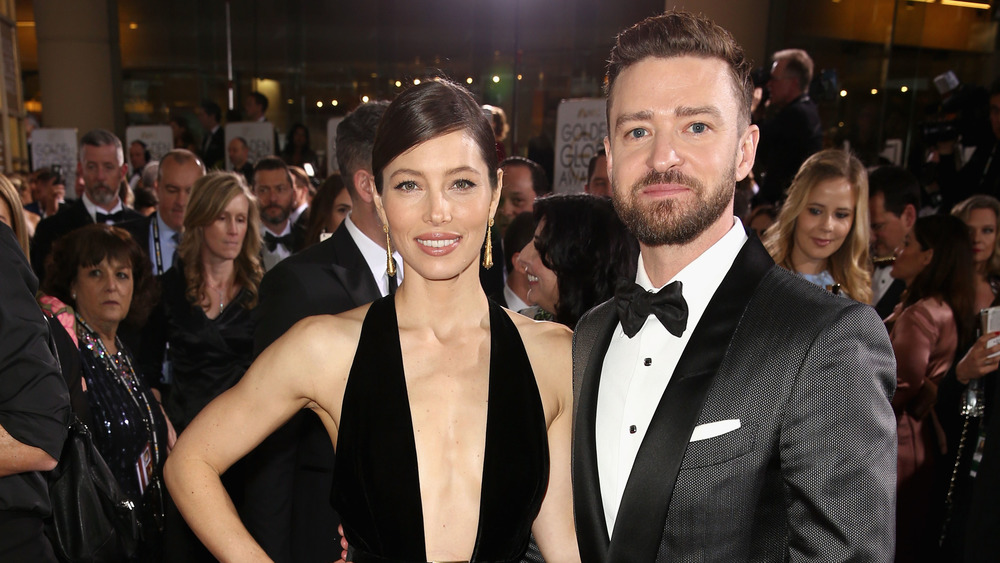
[166,80,579,562]
[42,224,170,560]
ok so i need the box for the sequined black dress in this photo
[332,297,549,563]
[77,317,168,557]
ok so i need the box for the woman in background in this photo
[517,193,637,328]
[763,149,872,302]
[0,174,30,257]
[281,123,319,171]
[303,174,352,248]
[886,214,976,563]
[952,195,1000,311]
[42,224,170,560]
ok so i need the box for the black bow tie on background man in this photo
[95,210,125,224]
[263,231,295,252]
[615,280,689,338]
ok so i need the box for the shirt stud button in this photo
[644,357,652,366]
[629,425,637,434]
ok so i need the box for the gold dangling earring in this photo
[482,218,494,270]
[384,224,396,277]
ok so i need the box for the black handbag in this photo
[45,417,140,563]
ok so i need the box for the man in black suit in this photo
[571,12,896,562]
[869,165,921,319]
[31,129,142,279]
[243,101,393,563]
[120,149,205,277]
[753,48,823,204]
[253,157,305,272]
[196,100,225,170]
[24,166,68,220]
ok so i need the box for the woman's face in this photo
[891,232,933,286]
[327,188,352,233]
[966,207,997,266]
[0,195,12,229]
[202,194,250,262]
[71,257,133,329]
[377,130,499,281]
[516,220,559,314]
[790,177,855,271]
[293,128,308,148]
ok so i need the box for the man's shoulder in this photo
[36,199,87,234]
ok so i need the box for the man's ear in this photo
[902,204,918,230]
[735,124,759,181]
[354,169,375,204]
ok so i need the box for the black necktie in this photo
[264,231,295,252]
[170,233,181,268]
[615,280,689,338]
[96,210,125,224]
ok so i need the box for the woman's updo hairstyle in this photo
[372,79,498,194]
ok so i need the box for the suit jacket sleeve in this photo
[253,264,312,357]
[781,302,897,562]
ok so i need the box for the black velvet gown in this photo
[332,297,549,563]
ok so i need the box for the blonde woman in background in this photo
[952,194,1000,311]
[763,149,872,302]
[0,174,30,257]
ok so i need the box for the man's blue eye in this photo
[629,129,646,139]
[690,123,707,134]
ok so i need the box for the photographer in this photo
[930,77,1000,210]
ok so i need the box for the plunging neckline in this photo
[387,296,493,561]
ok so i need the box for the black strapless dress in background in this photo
[332,297,549,563]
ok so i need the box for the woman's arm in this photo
[526,321,581,562]
[164,315,353,562]
[889,301,942,415]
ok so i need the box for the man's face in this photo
[38,177,66,207]
[156,158,203,231]
[869,192,912,259]
[585,154,610,197]
[989,94,1000,140]
[195,106,213,130]
[605,56,757,247]
[499,164,537,221]
[228,140,248,167]
[79,144,125,208]
[129,143,147,170]
[254,168,295,227]
[244,96,263,120]
[766,59,800,108]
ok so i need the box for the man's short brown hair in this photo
[605,10,754,129]
[773,48,814,92]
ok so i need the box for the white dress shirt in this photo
[81,193,124,224]
[596,218,748,532]
[261,221,293,272]
[503,284,530,314]
[289,202,309,226]
[150,212,179,275]
[344,214,403,297]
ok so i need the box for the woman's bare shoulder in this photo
[504,310,573,416]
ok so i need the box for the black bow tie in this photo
[95,210,125,224]
[264,231,295,252]
[615,280,689,338]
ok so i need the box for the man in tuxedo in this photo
[253,157,304,271]
[121,149,205,276]
[869,165,921,319]
[196,100,225,170]
[31,129,142,279]
[571,11,897,562]
[243,101,394,563]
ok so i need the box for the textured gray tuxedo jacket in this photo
[572,237,898,562]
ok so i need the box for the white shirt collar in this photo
[263,220,292,238]
[154,210,178,240]
[344,214,403,295]
[504,284,530,314]
[81,192,123,223]
[289,202,309,225]
[635,217,748,334]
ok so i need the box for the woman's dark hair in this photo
[42,224,158,328]
[534,194,638,328]
[904,214,977,348]
[285,123,310,150]
[304,174,349,248]
[372,80,498,194]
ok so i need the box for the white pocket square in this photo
[689,419,741,442]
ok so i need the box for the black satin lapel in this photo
[572,300,618,561]
[327,227,381,306]
[607,238,774,561]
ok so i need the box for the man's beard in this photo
[262,204,290,225]
[86,183,118,207]
[612,167,734,246]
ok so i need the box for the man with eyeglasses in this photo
[253,157,304,271]
[753,48,823,205]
